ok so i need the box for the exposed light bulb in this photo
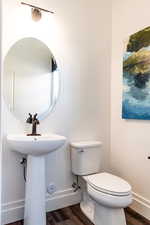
[31,8,42,22]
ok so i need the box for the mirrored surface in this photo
[3,38,60,121]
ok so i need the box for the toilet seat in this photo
[87,184,133,209]
[84,172,131,196]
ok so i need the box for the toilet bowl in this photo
[85,172,132,208]
[70,141,133,225]
[85,173,132,225]
[87,184,132,208]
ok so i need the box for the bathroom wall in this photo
[111,0,150,219]
[0,1,2,224]
[1,0,111,223]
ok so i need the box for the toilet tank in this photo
[70,141,102,176]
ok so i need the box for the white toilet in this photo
[70,141,133,225]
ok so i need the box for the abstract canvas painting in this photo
[122,26,150,119]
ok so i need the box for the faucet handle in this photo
[26,113,33,123]
[33,113,37,119]
[33,113,40,124]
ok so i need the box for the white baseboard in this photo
[2,188,81,225]
[131,192,150,221]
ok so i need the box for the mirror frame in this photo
[3,37,61,121]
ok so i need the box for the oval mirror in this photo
[3,37,60,121]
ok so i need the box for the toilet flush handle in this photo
[78,149,84,153]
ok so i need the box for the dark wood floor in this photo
[5,204,150,225]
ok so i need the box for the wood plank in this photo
[125,208,150,225]
[125,212,145,225]
[70,204,94,225]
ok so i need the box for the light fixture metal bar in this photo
[21,2,54,14]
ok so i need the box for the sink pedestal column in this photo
[24,155,46,225]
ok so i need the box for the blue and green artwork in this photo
[123,26,150,120]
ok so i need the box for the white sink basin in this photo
[7,134,66,156]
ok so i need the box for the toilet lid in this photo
[86,173,131,196]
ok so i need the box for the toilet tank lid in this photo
[70,141,102,149]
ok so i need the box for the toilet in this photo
[70,141,133,225]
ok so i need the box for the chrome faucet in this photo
[26,113,41,136]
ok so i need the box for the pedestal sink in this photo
[7,134,66,225]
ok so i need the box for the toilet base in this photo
[80,200,127,225]
[94,201,127,225]
[80,201,94,222]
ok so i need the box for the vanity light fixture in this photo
[31,8,42,22]
[21,2,54,22]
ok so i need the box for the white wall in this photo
[1,0,111,223]
[0,1,2,224]
[111,0,150,220]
